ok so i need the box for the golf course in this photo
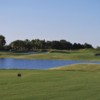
[0,0,100,99]
[0,49,100,100]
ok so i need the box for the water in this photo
[0,58,100,70]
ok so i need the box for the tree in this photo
[0,35,6,50]
[31,39,42,50]
[41,40,46,49]
[4,45,11,51]
[60,40,72,50]
[84,43,93,49]
[24,39,31,50]
[10,40,26,51]
[45,41,52,49]
[51,41,61,49]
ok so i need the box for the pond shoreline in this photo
[0,58,100,70]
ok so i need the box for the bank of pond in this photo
[0,58,100,70]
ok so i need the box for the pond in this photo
[0,58,100,70]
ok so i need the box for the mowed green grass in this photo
[1,69,100,100]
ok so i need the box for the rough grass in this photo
[0,49,100,61]
[1,70,100,100]
[49,64,100,71]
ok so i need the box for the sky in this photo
[0,0,100,47]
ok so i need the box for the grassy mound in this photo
[49,64,100,71]
[0,49,100,61]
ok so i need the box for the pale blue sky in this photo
[0,0,100,47]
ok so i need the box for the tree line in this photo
[0,35,93,52]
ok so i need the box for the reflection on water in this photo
[0,58,100,69]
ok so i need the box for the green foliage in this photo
[10,40,26,51]
[0,35,6,49]
[0,35,94,51]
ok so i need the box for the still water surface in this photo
[0,58,100,69]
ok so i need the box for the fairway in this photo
[1,70,100,100]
